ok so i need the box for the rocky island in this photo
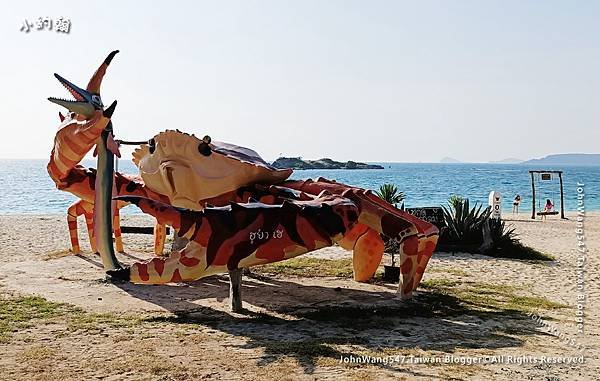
[271,157,384,170]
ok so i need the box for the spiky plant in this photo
[441,198,491,244]
[448,195,465,211]
[375,183,405,207]
[488,218,518,248]
[440,197,553,260]
[486,218,552,260]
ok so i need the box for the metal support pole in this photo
[114,139,149,145]
[229,268,243,312]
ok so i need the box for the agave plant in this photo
[487,218,518,249]
[441,198,491,244]
[375,183,405,207]
[485,218,552,259]
[440,197,552,260]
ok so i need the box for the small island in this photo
[272,157,384,170]
[521,153,600,166]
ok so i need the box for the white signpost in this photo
[488,191,502,219]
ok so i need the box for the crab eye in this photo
[198,142,211,156]
[91,94,103,108]
[148,138,156,154]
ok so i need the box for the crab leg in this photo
[153,222,167,256]
[113,208,124,253]
[67,198,127,254]
[67,200,92,254]
[84,210,97,253]
[282,178,439,297]
[337,223,385,281]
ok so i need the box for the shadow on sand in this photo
[111,272,550,376]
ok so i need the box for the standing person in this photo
[512,194,521,214]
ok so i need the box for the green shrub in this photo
[383,237,400,266]
[448,195,464,210]
[375,183,405,266]
[488,218,517,248]
[439,197,552,261]
[441,198,491,244]
[485,219,552,260]
[375,184,405,207]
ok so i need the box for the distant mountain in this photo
[489,158,523,164]
[522,154,600,166]
[272,157,384,170]
[440,157,461,163]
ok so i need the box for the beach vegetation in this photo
[256,257,356,278]
[0,295,64,343]
[441,198,491,244]
[486,239,554,260]
[374,183,405,207]
[383,237,400,267]
[375,183,406,269]
[484,219,552,260]
[420,279,567,313]
[0,284,564,379]
[439,198,553,260]
[427,267,469,276]
[448,195,465,210]
[0,293,141,343]
[487,218,517,247]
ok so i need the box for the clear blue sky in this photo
[1,1,599,162]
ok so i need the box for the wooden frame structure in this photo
[529,170,565,219]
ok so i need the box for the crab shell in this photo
[133,130,292,210]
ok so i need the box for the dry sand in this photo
[0,211,597,380]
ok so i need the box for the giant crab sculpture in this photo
[47,51,439,304]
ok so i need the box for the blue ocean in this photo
[1,159,598,215]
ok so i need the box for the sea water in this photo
[1,159,598,215]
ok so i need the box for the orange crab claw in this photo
[86,50,119,94]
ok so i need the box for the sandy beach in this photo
[0,211,597,380]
